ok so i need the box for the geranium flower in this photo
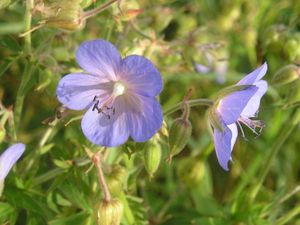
[0,143,25,195]
[211,62,268,170]
[56,39,163,147]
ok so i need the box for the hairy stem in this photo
[81,0,118,20]
[14,0,34,128]
[24,0,33,53]
[93,152,111,202]
[163,98,214,117]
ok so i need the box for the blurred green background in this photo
[0,0,300,224]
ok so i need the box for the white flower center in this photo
[113,81,126,97]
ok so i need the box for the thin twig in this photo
[81,0,118,20]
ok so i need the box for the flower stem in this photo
[163,98,214,117]
[181,88,192,121]
[81,0,118,21]
[92,152,111,202]
[276,205,300,225]
[249,109,300,201]
[14,0,34,128]
[24,0,33,53]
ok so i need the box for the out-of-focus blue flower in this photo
[0,143,25,195]
[212,62,268,170]
[56,39,163,147]
[193,51,228,84]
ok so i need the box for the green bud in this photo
[45,0,85,31]
[272,65,300,86]
[177,157,206,187]
[98,199,123,225]
[107,165,126,196]
[285,79,300,107]
[262,24,286,53]
[143,138,162,178]
[283,37,300,62]
[167,118,192,161]
[109,165,126,183]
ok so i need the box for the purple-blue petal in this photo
[127,95,163,142]
[76,39,122,80]
[81,97,130,147]
[121,55,163,97]
[217,86,258,124]
[213,125,233,171]
[0,143,25,180]
[237,62,268,85]
[241,80,268,117]
[56,73,112,110]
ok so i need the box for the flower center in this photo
[113,81,126,97]
[91,81,127,119]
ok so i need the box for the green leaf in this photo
[48,211,91,225]
[0,36,21,52]
[0,59,13,78]
[0,202,15,223]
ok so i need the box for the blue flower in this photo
[0,143,25,182]
[56,39,163,147]
[212,62,268,170]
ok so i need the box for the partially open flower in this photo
[209,63,268,170]
[56,39,163,147]
[0,143,25,196]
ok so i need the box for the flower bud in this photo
[262,25,286,53]
[143,138,162,178]
[272,65,300,86]
[167,118,192,161]
[107,165,126,196]
[46,1,85,31]
[283,35,300,62]
[98,199,123,225]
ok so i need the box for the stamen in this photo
[237,121,247,141]
[92,96,115,119]
[90,81,126,119]
[238,117,265,138]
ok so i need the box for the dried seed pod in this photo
[98,199,123,225]
[45,0,85,31]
